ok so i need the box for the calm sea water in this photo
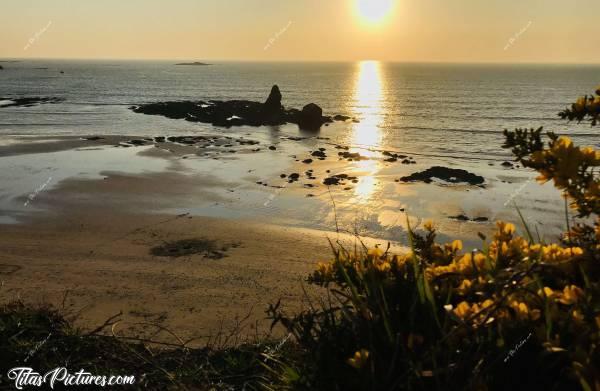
[1,60,598,243]
[1,60,598,161]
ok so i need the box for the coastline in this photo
[0,131,569,342]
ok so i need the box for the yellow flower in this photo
[455,253,488,274]
[456,279,472,295]
[494,221,515,241]
[368,247,384,258]
[509,300,531,321]
[572,310,584,322]
[424,220,435,231]
[480,299,494,310]
[315,262,334,281]
[451,240,463,252]
[453,301,472,319]
[538,286,555,298]
[347,349,370,369]
[557,285,584,305]
[574,96,586,112]
[374,259,391,273]
[580,147,600,165]
[548,137,587,186]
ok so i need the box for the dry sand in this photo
[0,208,338,345]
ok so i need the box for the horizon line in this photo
[1,57,600,66]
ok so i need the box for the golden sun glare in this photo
[356,0,394,25]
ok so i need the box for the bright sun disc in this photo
[356,0,393,25]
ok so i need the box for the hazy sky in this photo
[1,0,599,63]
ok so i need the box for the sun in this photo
[356,0,394,25]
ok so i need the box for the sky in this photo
[1,0,599,63]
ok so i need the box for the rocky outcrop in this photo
[298,103,323,130]
[400,166,485,185]
[262,85,284,123]
[131,85,354,130]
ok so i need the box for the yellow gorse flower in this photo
[424,220,435,231]
[557,285,584,305]
[374,259,391,273]
[494,221,516,242]
[347,349,370,369]
[451,240,463,252]
[315,262,334,281]
[456,279,472,295]
[453,301,472,319]
[367,247,384,258]
[537,286,555,298]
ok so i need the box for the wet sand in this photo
[0,133,567,344]
[0,135,408,344]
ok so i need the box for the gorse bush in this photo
[559,85,600,126]
[269,87,600,390]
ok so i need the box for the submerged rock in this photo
[400,166,485,185]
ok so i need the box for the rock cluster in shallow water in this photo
[130,85,356,130]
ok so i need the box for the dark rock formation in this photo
[264,85,282,112]
[333,114,351,121]
[262,85,284,123]
[131,86,351,130]
[338,151,368,161]
[323,173,358,186]
[449,214,489,222]
[400,166,485,185]
[298,103,323,130]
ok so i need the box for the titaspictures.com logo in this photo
[6,367,135,389]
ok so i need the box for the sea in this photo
[1,59,598,246]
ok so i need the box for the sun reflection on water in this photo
[351,61,385,202]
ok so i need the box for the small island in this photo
[175,61,212,66]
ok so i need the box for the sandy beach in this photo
[0,135,415,344]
